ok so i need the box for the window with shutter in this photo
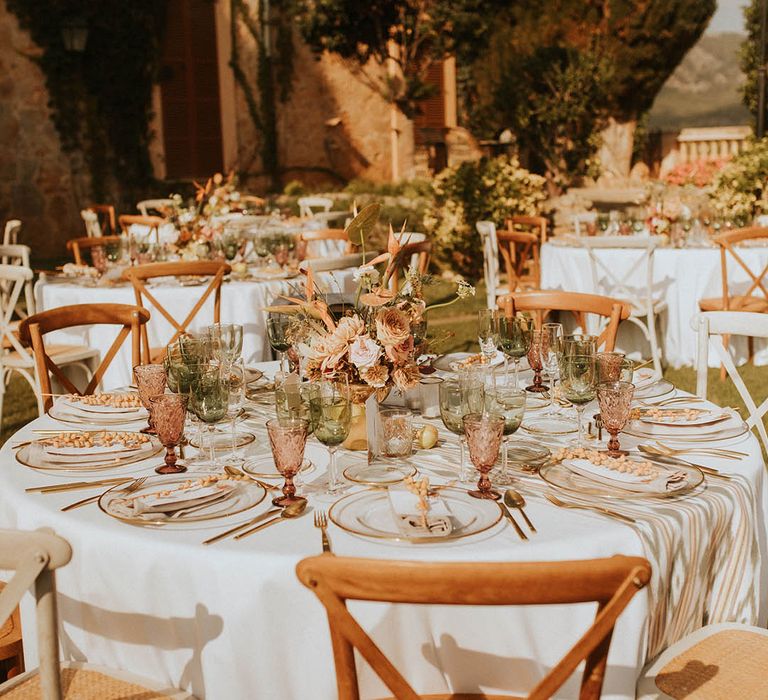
[160,0,224,179]
[414,61,446,146]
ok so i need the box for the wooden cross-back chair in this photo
[124,261,231,363]
[699,226,768,313]
[499,291,630,351]
[136,199,174,217]
[299,229,353,258]
[297,554,651,700]
[388,240,432,293]
[66,235,122,266]
[18,304,149,413]
[0,528,192,699]
[82,204,116,237]
[502,216,548,290]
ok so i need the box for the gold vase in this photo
[341,383,390,451]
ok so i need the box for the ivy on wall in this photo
[7,1,167,205]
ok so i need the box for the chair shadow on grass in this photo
[57,594,223,698]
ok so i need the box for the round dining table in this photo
[34,269,355,389]
[0,363,765,699]
[541,240,768,368]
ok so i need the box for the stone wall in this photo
[0,1,87,259]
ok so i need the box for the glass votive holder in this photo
[380,408,414,458]
[419,376,443,419]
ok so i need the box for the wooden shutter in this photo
[414,61,446,146]
[160,0,223,178]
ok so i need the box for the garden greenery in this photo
[709,138,768,221]
[423,156,546,281]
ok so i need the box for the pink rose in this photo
[349,335,382,369]
[385,335,414,365]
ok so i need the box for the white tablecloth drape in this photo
[540,242,768,368]
[1,362,765,699]
[34,271,355,389]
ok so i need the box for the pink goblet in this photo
[150,394,188,474]
[134,364,167,434]
[266,418,308,507]
[597,381,634,456]
[463,413,505,500]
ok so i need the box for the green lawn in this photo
[3,279,767,443]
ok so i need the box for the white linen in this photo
[34,271,355,388]
[541,242,768,367]
[0,361,765,699]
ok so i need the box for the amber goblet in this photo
[134,364,167,434]
[525,330,548,393]
[597,381,634,456]
[596,352,626,383]
[463,413,505,500]
[150,394,188,474]
[266,418,309,507]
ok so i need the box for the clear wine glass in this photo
[540,322,563,413]
[477,309,499,363]
[189,364,228,469]
[267,314,292,372]
[559,354,597,447]
[497,314,531,389]
[484,380,526,473]
[225,359,248,463]
[206,323,244,368]
[309,380,351,495]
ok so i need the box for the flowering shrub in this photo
[423,156,546,280]
[664,158,729,188]
[709,138,768,221]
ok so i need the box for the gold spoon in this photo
[234,499,308,540]
[504,489,536,533]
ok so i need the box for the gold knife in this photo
[499,502,528,541]
[203,507,281,545]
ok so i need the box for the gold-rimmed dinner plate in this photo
[98,474,266,526]
[241,454,315,479]
[16,433,163,472]
[188,430,256,451]
[539,458,703,500]
[521,415,578,436]
[58,394,145,416]
[48,401,147,427]
[328,487,503,543]
[637,408,730,428]
[623,413,749,444]
[433,351,506,373]
[633,378,675,401]
[342,461,417,486]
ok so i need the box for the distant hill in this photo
[648,32,750,129]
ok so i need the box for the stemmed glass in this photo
[498,314,531,388]
[477,309,499,363]
[463,413,505,500]
[150,394,188,474]
[526,330,548,393]
[559,354,597,447]
[274,373,314,432]
[189,365,229,468]
[596,352,626,383]
[597,381,634,456]
[207,323,244,368]
[562,334,597,358]
[225,359,249,462]
[439,376,484,483]
[266,418,309,507]
[134,364,167,434]
[309,380,351,495]
[484,379,526,472]
[267,314,292,373]
[540,322,563,412]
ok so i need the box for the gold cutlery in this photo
[233,499,308,540]
[27,477,133,493]
[545,493,636,523]
[203,507,282,545]
[636,446,732,480]
[61,476,147,512]
[503,489,536,533]
[314,510,332,553]
[651,441,747,459]
[223,465,279,491]
[498,500,527,541]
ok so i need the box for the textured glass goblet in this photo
[463,413,505,500]
[596,352,626,383]
[597,380,635,456]
[134,364,167,434]
[525,330,548,393]
[150,394,188,474]
[266,418,309,506]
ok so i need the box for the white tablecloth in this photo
[34,271,355,389]
[0,363,765,699]
[541,242,768,367]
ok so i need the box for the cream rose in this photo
[376,308,411,346]
[349,335,382,369]
[385,335,414,365]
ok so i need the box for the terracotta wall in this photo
[0,1,86,258]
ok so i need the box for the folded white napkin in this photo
[112,482,235,517]
[633,368,662,390]
[388,485,453,536]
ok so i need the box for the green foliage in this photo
[423,156,547,281]
[344,178,433,199]
[742,0,764,123]
[292,0,506,117]
[283,180,307,196]
[709,137,768,221]
[6,1,167,203]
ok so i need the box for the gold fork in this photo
[61,476,147,512]
[545,493,636,524]
[652,441,747,459]
[314,510,332,553]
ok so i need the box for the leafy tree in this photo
[293,0,508,117]
[741,0,764,123]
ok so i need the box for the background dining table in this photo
[541,240,768,367]
[34,270,356,388]
[0,362,765,699]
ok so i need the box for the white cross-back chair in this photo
[695,311,768,454]
[3,220,21,246]
[0,265,99,420]
[0,245,33,319]
[137,198,174,217]
[300,252,366,273]
[477,221,501,309]
[573,212,598,236]
[80,209,102,238]
[575,235,666,374]
[298,196,333,218]
[0,528,194,699]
